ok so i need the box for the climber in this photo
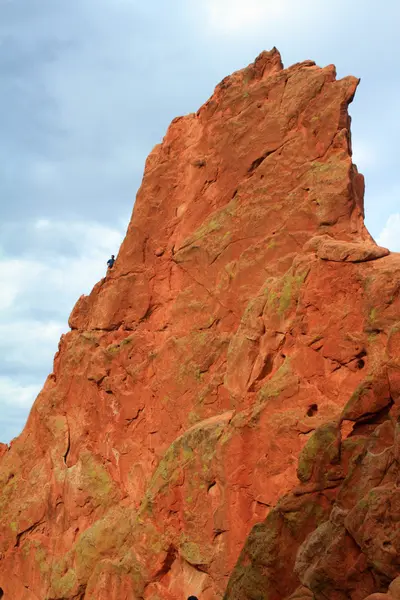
[107,254,115,269]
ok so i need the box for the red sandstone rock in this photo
[1,48,400,600]
[0,443,7,460]
[305,234,390,262]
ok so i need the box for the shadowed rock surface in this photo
[1,48,399,600]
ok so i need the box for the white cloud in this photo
[0,320,65,373]
[377,213,400,252]
[0,217,126,442]
[0,376,42,444]
[0,377,41,409]
[35,218,51,229]
[204,0,284,33]
[0,218,126,315]
[200,0,339,36]
[0,259,44,311]
[352,139,377,170]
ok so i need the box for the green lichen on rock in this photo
[341,380,372,421]
[179,536,213,566]
[310,161,332,174]
[309,158,348,182]
[264,269,308,320]
[223,511,288,599]
[174,329,229,388]
[146,437,182,493]
[225,491,333,600]
[174,198,237,262]
[105,334,135,357]
[143,418,226,516]
[368,306,379,325]
[72,507,133,581]
[77,452,118,509]
[297,422,339,483]
[258,358,292,402]
[51,568,77,598]
[278,271,308,316]
[10,520,17,532]
[29,539,50,576]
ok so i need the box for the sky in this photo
[1,0,400,443]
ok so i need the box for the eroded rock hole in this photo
[307,404,318,417]
[0,588,4,598]
[356,350,367,370]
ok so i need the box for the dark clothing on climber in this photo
[107,255,115,269]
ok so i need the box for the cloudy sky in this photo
[1,0,399,443]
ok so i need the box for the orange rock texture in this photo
[1,48,400,600]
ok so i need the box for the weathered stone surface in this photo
[0,443,7,460]
[305,235,390,262]
[1,48,400,600]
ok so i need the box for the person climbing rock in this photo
[107,254,115,269]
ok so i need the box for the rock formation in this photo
[1,48,400,600]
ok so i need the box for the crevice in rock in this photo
[154,544,177,580]
[247,140,292,176]
[63,419,71,466]
[15,520,45,548]
[174,262,240,319]
[298,427,316,436]
[348,400,394,431]
[207,481,216,493]
[248,152,273,174]
[248,354,275,391]
[199,172,218,195]
[198,317,220,331]
[139,303,158,323]
[209,235,259,266]
[126,407,145,426]
[293,479,344,496]
[187,561,209,574]
[255,499,271,508]
[214,528,228,540]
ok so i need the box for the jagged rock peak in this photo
[1,50,399,600]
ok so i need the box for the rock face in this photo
[1,48,399,600]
